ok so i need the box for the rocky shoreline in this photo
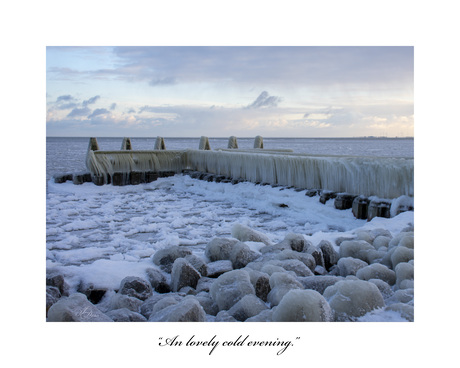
[46,221,414,322]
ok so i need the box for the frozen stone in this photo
[368,279,394,299]
[259,239,291,254]
[298,276,342,295]
[385,303,414,321]
[139,293,183,318]
[46,274,69,296]
[185,254,208,276]
[47,293,113,322]
[46,286,61,316]
[283,233,311,252]
[152,246,193,272]
[272,289,333,322]
[318,240,339,270]
[266,259,314,277]
[230,241,260,269]
[148,295,206,322]
[108,293,143,312]
[210,270,255,311]
[149,296,179,316]
[231,223,272,245]
[388,231,414,248]
[245,309,274,322]
[260,263,286,275]
[337,257,368,277]
[227,294,268,321]
[195,293,219,316]
[391,246,414,269]
[205,237,239,262]
[386,288,414,305]
[305,245,325,269]
[355,230,375,244]
[119,276,153,301]
[145,268,170,293]
[275,249,316,271]
[395,262,414,289]
[373,235,391,249]
[206,260,233,278]
[215,310,238,322]
[323,280,384,321]
[398,234,414,249]
[267,272,304,307]
[106,308,147,322]
[399,279,414,289]
[170,258,201,292]
[246,270,271,302]
[339,240,376,263]
[356,263,396,285]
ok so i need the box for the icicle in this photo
[154,137,166,150]
[227,136,239,149]
[87,137,99,152]
[254,135,264,149]
[199,136,211,150]
[121,137,132,150]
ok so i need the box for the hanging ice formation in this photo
[154,136,166,150]
[228,136,238,149]
[121,137,132,150]
[85,136,414,198]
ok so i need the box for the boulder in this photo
[148,295,206,322]
[119,276,153,301]
[139,293,183,318]
[352,196,369,219]
[152,246,193,272]
[386,288,414,305]
[283,233,311,252]
[368,279,394,299]
[298,276,342,295]
[206,260,233,278]
[246,269,271,302]
[210,270,255,311]
[231,223,272,245]
[275,249,316,271]
[47,293,113,322]
[46,286,61,316]
[305,245,325,269]
[391,246,414,269]
[267,272,304,307]
[245,309,274,322]
[367,199,391,220]
[227,294,268,321]
[230,242,260,269]
[373,235,391,250]
[108,293,144,312]
[337,257,368,277]
[323,280,385,321]
[339,240,376,263]
[195,293,219,316]
[106,308,147,322]
[265,259,314,277]
[384,303,414,321]
[334,194,356,210]
[215,310,238,322]
[319,190,336,204]
[46,274,69,296]
[318,240,339,270]
[205,238,239,262]
[356,263,396,285]
[272,289,333,322]
[395,262,414,289]
[185,254,208,276]
[145,268,171,293]
[170,258,201,292]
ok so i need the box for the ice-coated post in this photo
[121,137,132,150]
[154,136,166,150]
[227,136,238,149]
[87,137,100,152]
[254,135,264,149]
[199,136,211,150]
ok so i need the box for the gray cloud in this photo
[83,95,100,107]
[56,95,75,102]
[88,108,110,118]
[247,91,282,108]
[149,77,176,86]
[67,106,91,118]
[110,103,117,110]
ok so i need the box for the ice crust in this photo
[46,174,414,321]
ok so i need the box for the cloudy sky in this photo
[46,46,413,137]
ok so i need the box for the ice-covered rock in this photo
[152,246,193,272]
[246,269,271,302]
[391,246,414,269]
[46,274,70,297]
[337,257,368,277]
[368,279,394,299]
[139,293,183,318]
[149,296,179,316]
[227,294,268,321]
[230,241,260,269]
[298,276,342,295]
[386,288,414,305]
[46,286,61,316]
[283,233,311,252]
[388,231,414,248]
[398,234,414,249]
[272,289,333,322]
[245,309,274,322]
[210,269,255,311]
[170,258,201,292]
[145,268,171,293]
[206,260,233,278]
[305,245,325,269]
[373,235,391,249]
[215,310,238,322]
[318,240,339,270]
[185,254,208,276]
[148,295,206,322]
[339,240,376,263]
[395,262,414,289]
[355,263,396,285]
[260,263,286,275]
[355,230,375,244]
[267,272,304,306]
[275,249,316,271]
[47,293,113,322]
[195,293,219,316]
[119,276,153,301]
[385,303,414,321]
[106,308,147,322]
[108,292,144,312]
[323,280,385,321]
[231,223,272,245]
[205,237,239,262]
[259,239,291,254]
[265,259,314,277]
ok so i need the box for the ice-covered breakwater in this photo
[79,136,413,199]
